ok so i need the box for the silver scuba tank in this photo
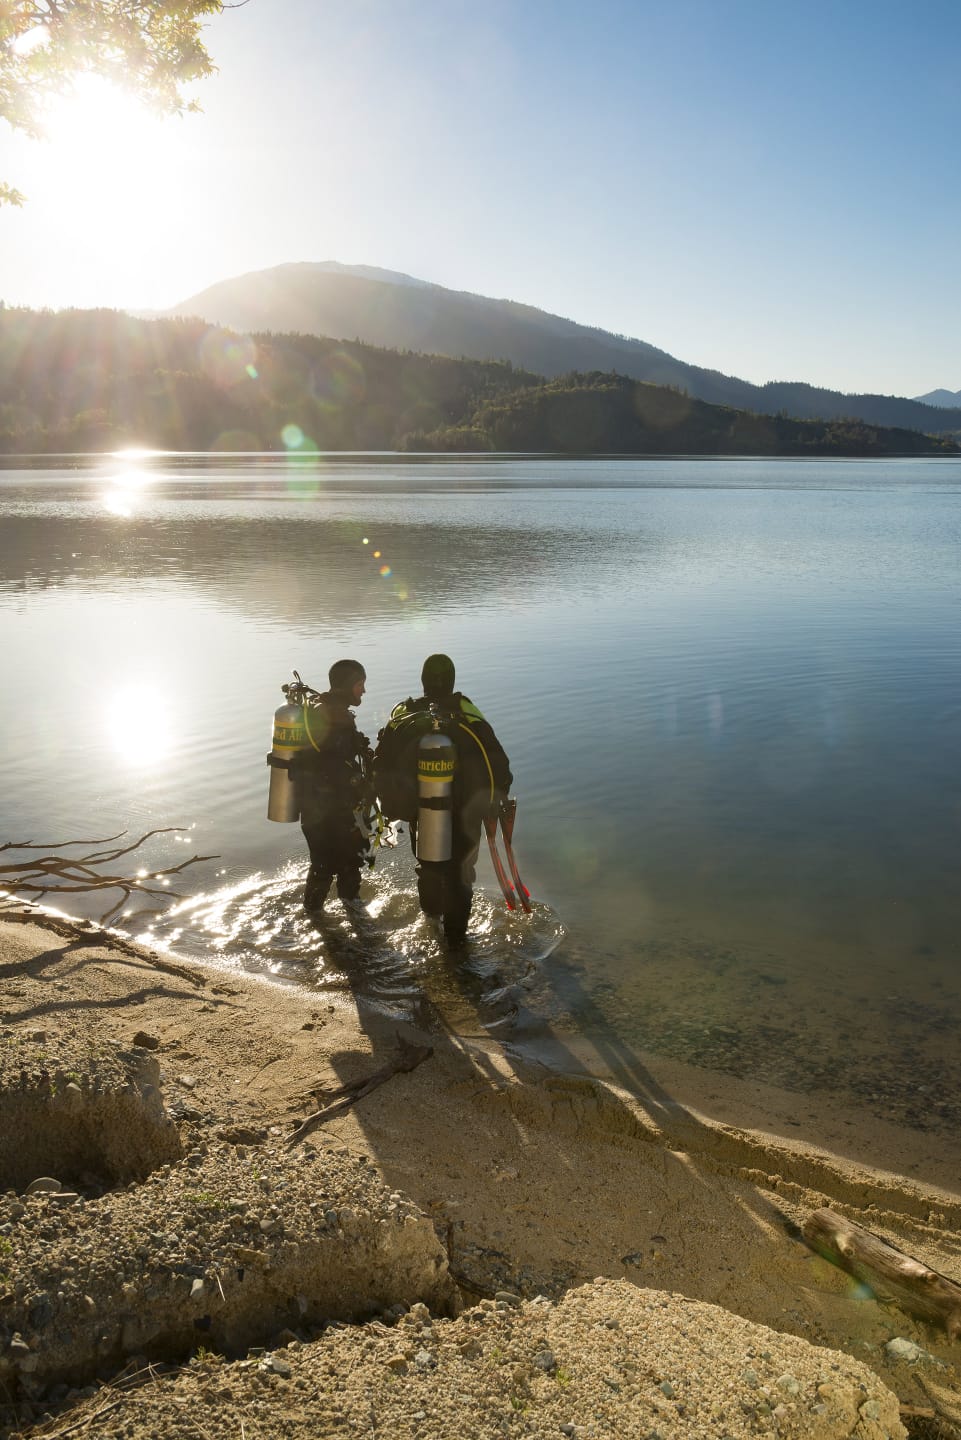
[267,700,307,822]
[415,728,457,862]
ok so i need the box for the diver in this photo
[374,654,512,943]
[288,658,374,913]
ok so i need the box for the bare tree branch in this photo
[0,829,218,925]
[0,831,128,852]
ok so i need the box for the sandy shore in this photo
[1,903,960,1438]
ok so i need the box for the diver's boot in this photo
[416,863,445,919]
[304,865,332,914]
[442,912,469,947]
[337,870,367,914]
[442,887,472,947]
[336,865,362,899]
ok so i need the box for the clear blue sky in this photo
[2,0,959,396]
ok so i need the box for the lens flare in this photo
[198,328,258,390]
[379,565,392,578]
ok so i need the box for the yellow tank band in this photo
[273,723,305,746]
[418,757,456,779]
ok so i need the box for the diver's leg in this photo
[416,860,445,918]
[301,823,334,912]
[331,814,366,902]
[442,827,480,944]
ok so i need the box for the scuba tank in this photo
[266,679,308,823]
[415,719,457,862]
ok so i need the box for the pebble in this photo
[25,1177,61,1195]
[885,1337,924,1364]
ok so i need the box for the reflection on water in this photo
[103,681,174,767]
[2,453,961,1142]
[136,848,565,1031]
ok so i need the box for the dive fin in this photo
[484,815,516,911]
[499,798,532,913]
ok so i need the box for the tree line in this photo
[0,307,955,457]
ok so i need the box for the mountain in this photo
[1,307,954,459]
[163,263,961,434]
[913,387,961,408]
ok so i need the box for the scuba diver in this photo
[374,654,512,944]
[287,658,374,912]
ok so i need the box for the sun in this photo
[39,73,171,187]
[11,72,195,306]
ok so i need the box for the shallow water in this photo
[2,453,960,1127]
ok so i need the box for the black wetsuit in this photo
[290,692,372,908]
[374,692,512,941]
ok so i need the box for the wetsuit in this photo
[374,692,512,941]
[290,692,373,908]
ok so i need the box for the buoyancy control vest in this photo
[373,693,512,825]
[291,692,374,829]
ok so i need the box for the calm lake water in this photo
[2,453,960,1134]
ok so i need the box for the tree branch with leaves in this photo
[1,0,241,204]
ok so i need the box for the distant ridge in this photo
[162,263,961,435]
[913,387,961,408]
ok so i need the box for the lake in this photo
[2,453,960,1148]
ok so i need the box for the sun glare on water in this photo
[101,460,156,516]
[104,681,173,768]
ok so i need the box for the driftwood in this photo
[803,1207,961,1339]
[0,829,218,924]
[287,1039,434,1146]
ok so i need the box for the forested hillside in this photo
[0,307,537,453]
[0,308,954,458]
[162,262,961,435]
[409,373,958,457]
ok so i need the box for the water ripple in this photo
[130,858,566,1034]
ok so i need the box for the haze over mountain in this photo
[913,388,961,408]
[163,263,961,436]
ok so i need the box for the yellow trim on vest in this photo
[303,703,324,752]
[457,723,495,806]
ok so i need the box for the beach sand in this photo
[1,904,959,1438]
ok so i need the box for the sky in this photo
[1,0,959,397]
